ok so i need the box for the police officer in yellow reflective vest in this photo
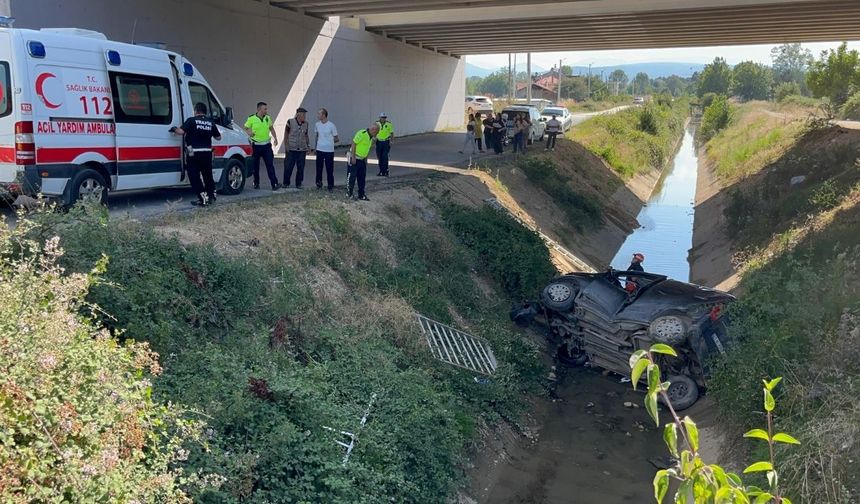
[347,123,379,201]
[375,113,394,176]
[243,102,280,191]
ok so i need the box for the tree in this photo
[560,64,573,77]
[476,69,510,98]
[466,76,482,95]
[633,72,651,95]
[732,61,774,101]
[561,75,589,101]
[771,43,812,89]
[807,42,860,106]
[608,69,628,94]
[698,57,733,97]
[666,75,687,97]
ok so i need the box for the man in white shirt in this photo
[312,108,340,192]
[545,114,562,152]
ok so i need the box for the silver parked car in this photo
[540,106,573,133]
[465,95,494,115]
[500,105,547,144]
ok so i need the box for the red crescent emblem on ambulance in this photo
[35,72,63,109]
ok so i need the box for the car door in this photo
[110,68,183,190]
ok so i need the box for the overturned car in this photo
[512,270,735,410]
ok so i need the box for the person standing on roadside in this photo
[473,112,485,153]
[312,108,339,193]
[283,107,310,188]
[347,123,379,201]
[459,113,477,155]
[375,113,394,176]
[171,102,221,206]
[492,113,505,154]
[483,114,495,153]
[520,114,532,152]
[512,116,524,154]
[545,113,562,152]
[243,102,279,191]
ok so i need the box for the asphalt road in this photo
[1,106,631,222]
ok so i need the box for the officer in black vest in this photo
[171,102,222,206]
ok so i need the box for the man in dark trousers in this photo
[347,123,379,201]
[243,102,279,191]
[171,102,221,206]
[375,113,394,176]
[283,107,310,188]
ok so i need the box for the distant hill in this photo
[466,62,550,78]
[569,62,705,79]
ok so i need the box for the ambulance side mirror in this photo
[224,107,234,126]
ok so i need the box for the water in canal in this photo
[610,126,699,282]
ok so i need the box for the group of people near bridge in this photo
[461,111,533,156]
[172,101,394,206]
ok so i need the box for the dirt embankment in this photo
[478,137,669,271]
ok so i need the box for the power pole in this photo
[587,63,592,100]
[513,53,517,100]
[527,52,532,104]
[558,58,563,104]
[508,53,512,101]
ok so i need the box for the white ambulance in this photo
[0,24,252,204]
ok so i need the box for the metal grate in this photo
[417,315,498,375]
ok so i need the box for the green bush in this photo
[442,204,556,300]
[638,104,660,135]
[0,219,197,502]
[775,82,802,102]
[700,95,732,141]
[701,92,718,108]
[23,201,550,503]
[839,90,860,120]
[571,97,689,177]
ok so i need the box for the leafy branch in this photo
[629,344,799,503]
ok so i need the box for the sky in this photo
[466,41,860,70]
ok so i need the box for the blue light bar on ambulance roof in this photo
[183,63,194,76]
[106,50,121,66]
[27,41,46,58]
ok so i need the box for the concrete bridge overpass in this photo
[7,0,860,145]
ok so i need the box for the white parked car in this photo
[540,106,573,133]
[465,95,494,115]
[501,105,546,144]
[633,96,646,105]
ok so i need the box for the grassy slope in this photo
[569,98,689,178]
[27,188,555,503]
[701,101,860,501]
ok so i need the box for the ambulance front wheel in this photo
[67,168,108,206]
[220,158,246,195]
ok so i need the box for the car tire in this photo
[663,375,699,411]
[220,158,246,195]
[540,281,577,312]
[67,168,108,206]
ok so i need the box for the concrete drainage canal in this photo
[479,126,702,503]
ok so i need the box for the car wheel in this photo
[67,168,108,206]
[541,281,577,312]
[220,158,246,195]
[664,375,699,411]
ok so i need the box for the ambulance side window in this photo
[109,72,173,125]
[0,62,11,118]
[188,82,223,125]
